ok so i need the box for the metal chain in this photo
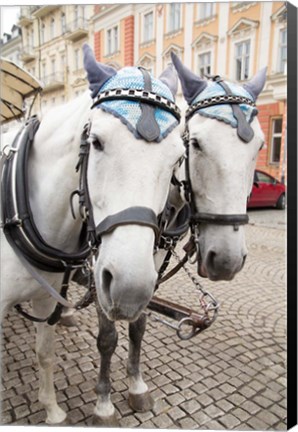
[170,245,220,320]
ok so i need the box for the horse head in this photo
[83,45,184,321]
[172,53,266,281]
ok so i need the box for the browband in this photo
[91,88,181,122]
[186,94,256,122]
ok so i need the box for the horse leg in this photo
[127,313,154,412]
[32,298,67,424]
[93,306,119,426]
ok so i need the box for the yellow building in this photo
[15,2,287,182]
[18,5,93,112]
[92,2,287,181]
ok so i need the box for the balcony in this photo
[18,7,33,26]
[65,18,89,42]
[20,45,36,63]
[31,6,60,18]
[42,72,64,93]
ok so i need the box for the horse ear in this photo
[158,64,178,98]
[83,43,117,98]
[171,52,207,104]
[243,67,267,101]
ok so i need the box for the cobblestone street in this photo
[1,209,287,429]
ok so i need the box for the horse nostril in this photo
[102,268,113,304]
[207,250,217,270]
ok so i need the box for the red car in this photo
[247,170,286,210]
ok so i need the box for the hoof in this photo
[128,391,154,412]
[92,413,120,427]
[59,315,77,327]
[45,407,67,424]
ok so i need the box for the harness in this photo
[182,76,254,236]
[1,68,186,324]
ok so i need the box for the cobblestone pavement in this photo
[1,209,287,429]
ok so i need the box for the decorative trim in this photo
[192,32,218,49]
[231,2,256,13]
[228,18,259,37]
[195,14,217,28]
[271,4,287,23]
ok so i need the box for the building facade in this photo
[92,2,287,182]
[5,2,287,182]
[17,5,93,112]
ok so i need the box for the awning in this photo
[1,57,43,124]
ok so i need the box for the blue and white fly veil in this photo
[191,80,258,128]
[93,67,179,142]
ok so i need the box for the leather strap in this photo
[216,78,254,143]
[193,212,249,226]
[136,68,160,142]
[96,206,159,241]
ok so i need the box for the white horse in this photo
[169,53,266,282]
[0,44,184,424]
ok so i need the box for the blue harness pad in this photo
[192,81,257,128]
[96,67,178,142]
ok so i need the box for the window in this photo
[278,28,287,73]
[169,4,181,32]
[42,62,46,79]
[50,18,55,39]
[74,49,80,70]
[235,40,250,80]
[61,13,66,34]
[61,54,65,71]
[198,52,211,77]
[106,26,119,55]
[199,3,214,20]
[270,118,282,163]
[51,58,56,75]
[40,22,45,44]
[74,5,79,24]
[256,172,275,184]
[144,11,153,42]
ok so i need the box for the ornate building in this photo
[92,2,287,182]
[17,5,93,111]
[10,2,288,182]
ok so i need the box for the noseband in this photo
[183,75,255,233]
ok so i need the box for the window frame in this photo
[105,24,119,56]
[269,117,283,165]
[168,4,182,34]
[235,39,251,81]
[143,10,154,43]
[277,28,287,74]
[199,3,214,20]
[197,50,212,78]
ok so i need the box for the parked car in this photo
[247,170,286,210]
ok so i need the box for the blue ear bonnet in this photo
[94,67,178,142]
[192,81,257,127]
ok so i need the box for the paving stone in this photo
[1,212,287,430]
[152,413,173,428]
[178,416,199,429]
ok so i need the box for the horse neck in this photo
[28,92,91,252]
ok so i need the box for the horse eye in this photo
[190,138,202,151]
[91,137,104,151]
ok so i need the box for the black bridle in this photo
[75,67,181,249]
[182,75,257,234]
